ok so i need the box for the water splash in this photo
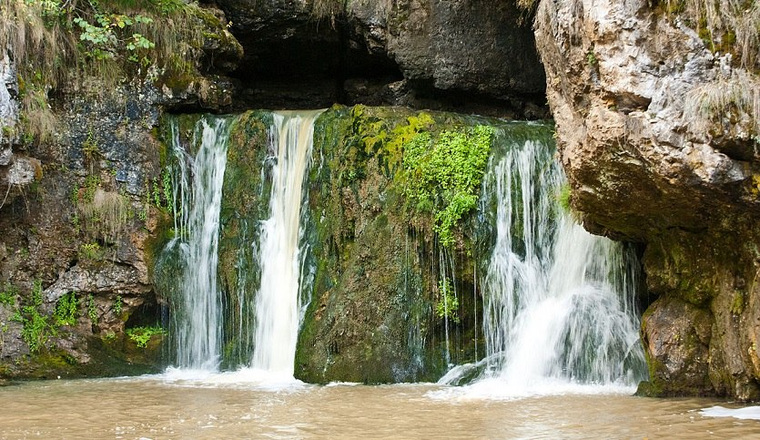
[251,110,323,376]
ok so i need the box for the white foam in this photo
[427,377,636,401]
[700,405,760,421]
[147,367,308,392]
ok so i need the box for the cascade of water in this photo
[251,110,322,376]
[477,136,646,389]
[169,116,232,371]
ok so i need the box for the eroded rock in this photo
[535,0,760,399]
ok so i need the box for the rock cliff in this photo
[0,0,242,378]
[535,0,760,399]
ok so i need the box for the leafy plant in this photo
[586,50,598,67]
[53,292,79,326]
[435,278,460,323]
[79,242,102,261]
[402,125,494,247]
[82,175,101,204]
[82,130,101,164]
[161,170,173,208]
[126,325,165,348]
[113,295,123,316]
[87,294,98,325]
[73,12,155,63]
[556,183,572,212]
[0,283,18,306]
[12,279,52,353]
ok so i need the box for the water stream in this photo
[167,116,233,371]
[164,111,321,377]
[251,111,322,377]
[8,111,757,437]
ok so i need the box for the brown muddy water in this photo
[2,373,760,439]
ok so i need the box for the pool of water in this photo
[2,373,759,439]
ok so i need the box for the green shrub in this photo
[0,283,18,306]
[53,292,79,327]
[12,280,52,353]
[87,294,98,325]
[126,325,165,348]
[79,242,102,261]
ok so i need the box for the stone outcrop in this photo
[535,0,760,399]
[211,0,547,116]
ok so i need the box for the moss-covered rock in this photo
[217,111,273,368]
[294,105,508,383]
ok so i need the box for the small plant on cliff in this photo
[126,325,165,348]
[402,125,494,248]
[12,279,52,353]
[86,294,99,325]
[435,278,460,323]
[0,283,18,307]
[348,106,436,176]
[53,292,79,327]
[79,242,103,261]
[556,183,572,212]
[113,294,122,316]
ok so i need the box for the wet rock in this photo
[0,53,18,143]
[640,297,711,396]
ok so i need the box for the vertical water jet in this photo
[168,116,233,371]
[251,110,323,376]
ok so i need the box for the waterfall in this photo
[168,116,233,371]
[251,110,322,376]
[160,109,644,391]
[477,135,646,391]
[437,129,646,395]
[162,111,320,377]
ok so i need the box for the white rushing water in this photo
[251,111,322,377]
[168,116,232,371]
[439,136,646,397]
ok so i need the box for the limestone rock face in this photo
[348,0,545,97]
[535,0,760,399]
[211,0,546,114]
